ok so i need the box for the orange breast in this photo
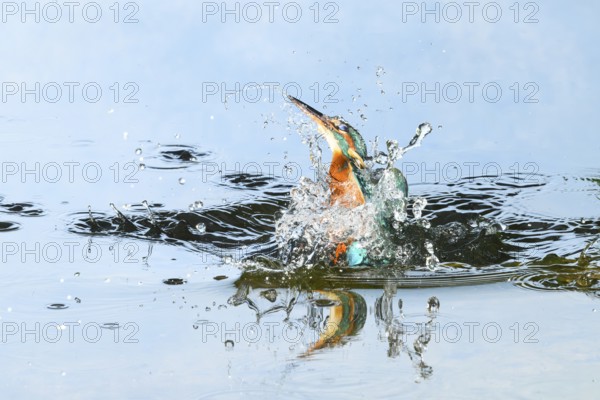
[329,151,365,208]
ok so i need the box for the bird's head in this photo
[287,95,368,170]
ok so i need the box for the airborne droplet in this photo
[189,201,204,211]
[417,122,432,136]
[195,223,206,234]
[427,296,440,313]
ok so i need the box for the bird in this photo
[287,95,409,266]
[288,95,372,208]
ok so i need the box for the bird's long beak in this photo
[287,95,331,129]
[288,95,365,169]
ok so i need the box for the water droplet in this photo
[205,307,211,312]
[417,122,433,136]
[374,152,388,165]
[393,210,406,222]
[189,201,204,211]
[139,163,145,171]
[175,133,180,139]
[224,340,235,349]
[426,255,439,270]
[74,297,81,303]
[419,219,431,229]
[74,272,80,277]
[222,256,233,264]
[386,140,400,165]
[485,223,504,235]
[218,304,227,310]
[178,178,186,185]
[376,66,385,77]
[135,148,142,155]
[425,241,434,255]
[395,246,405,259]
[398,299,403,312]
[195,223,206,234]
[427,296,440,313]
[412,197,428,219]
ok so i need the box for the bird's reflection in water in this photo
[227,284,366,354]
[228,281,439,379]
[303,290,367,354]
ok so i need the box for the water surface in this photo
[1,1,599,398]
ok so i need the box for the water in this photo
[2,2,600,398]
[0,115,600,398]
[2,113,599,399]
[29,129,594,398]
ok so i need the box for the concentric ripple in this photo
[139,143,212,170]
[67,173,291,258]
[0,201,45,216]
[66,149,600,294]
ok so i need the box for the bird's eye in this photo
[338,124,348,132]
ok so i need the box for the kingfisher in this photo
[287,95,409,266]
